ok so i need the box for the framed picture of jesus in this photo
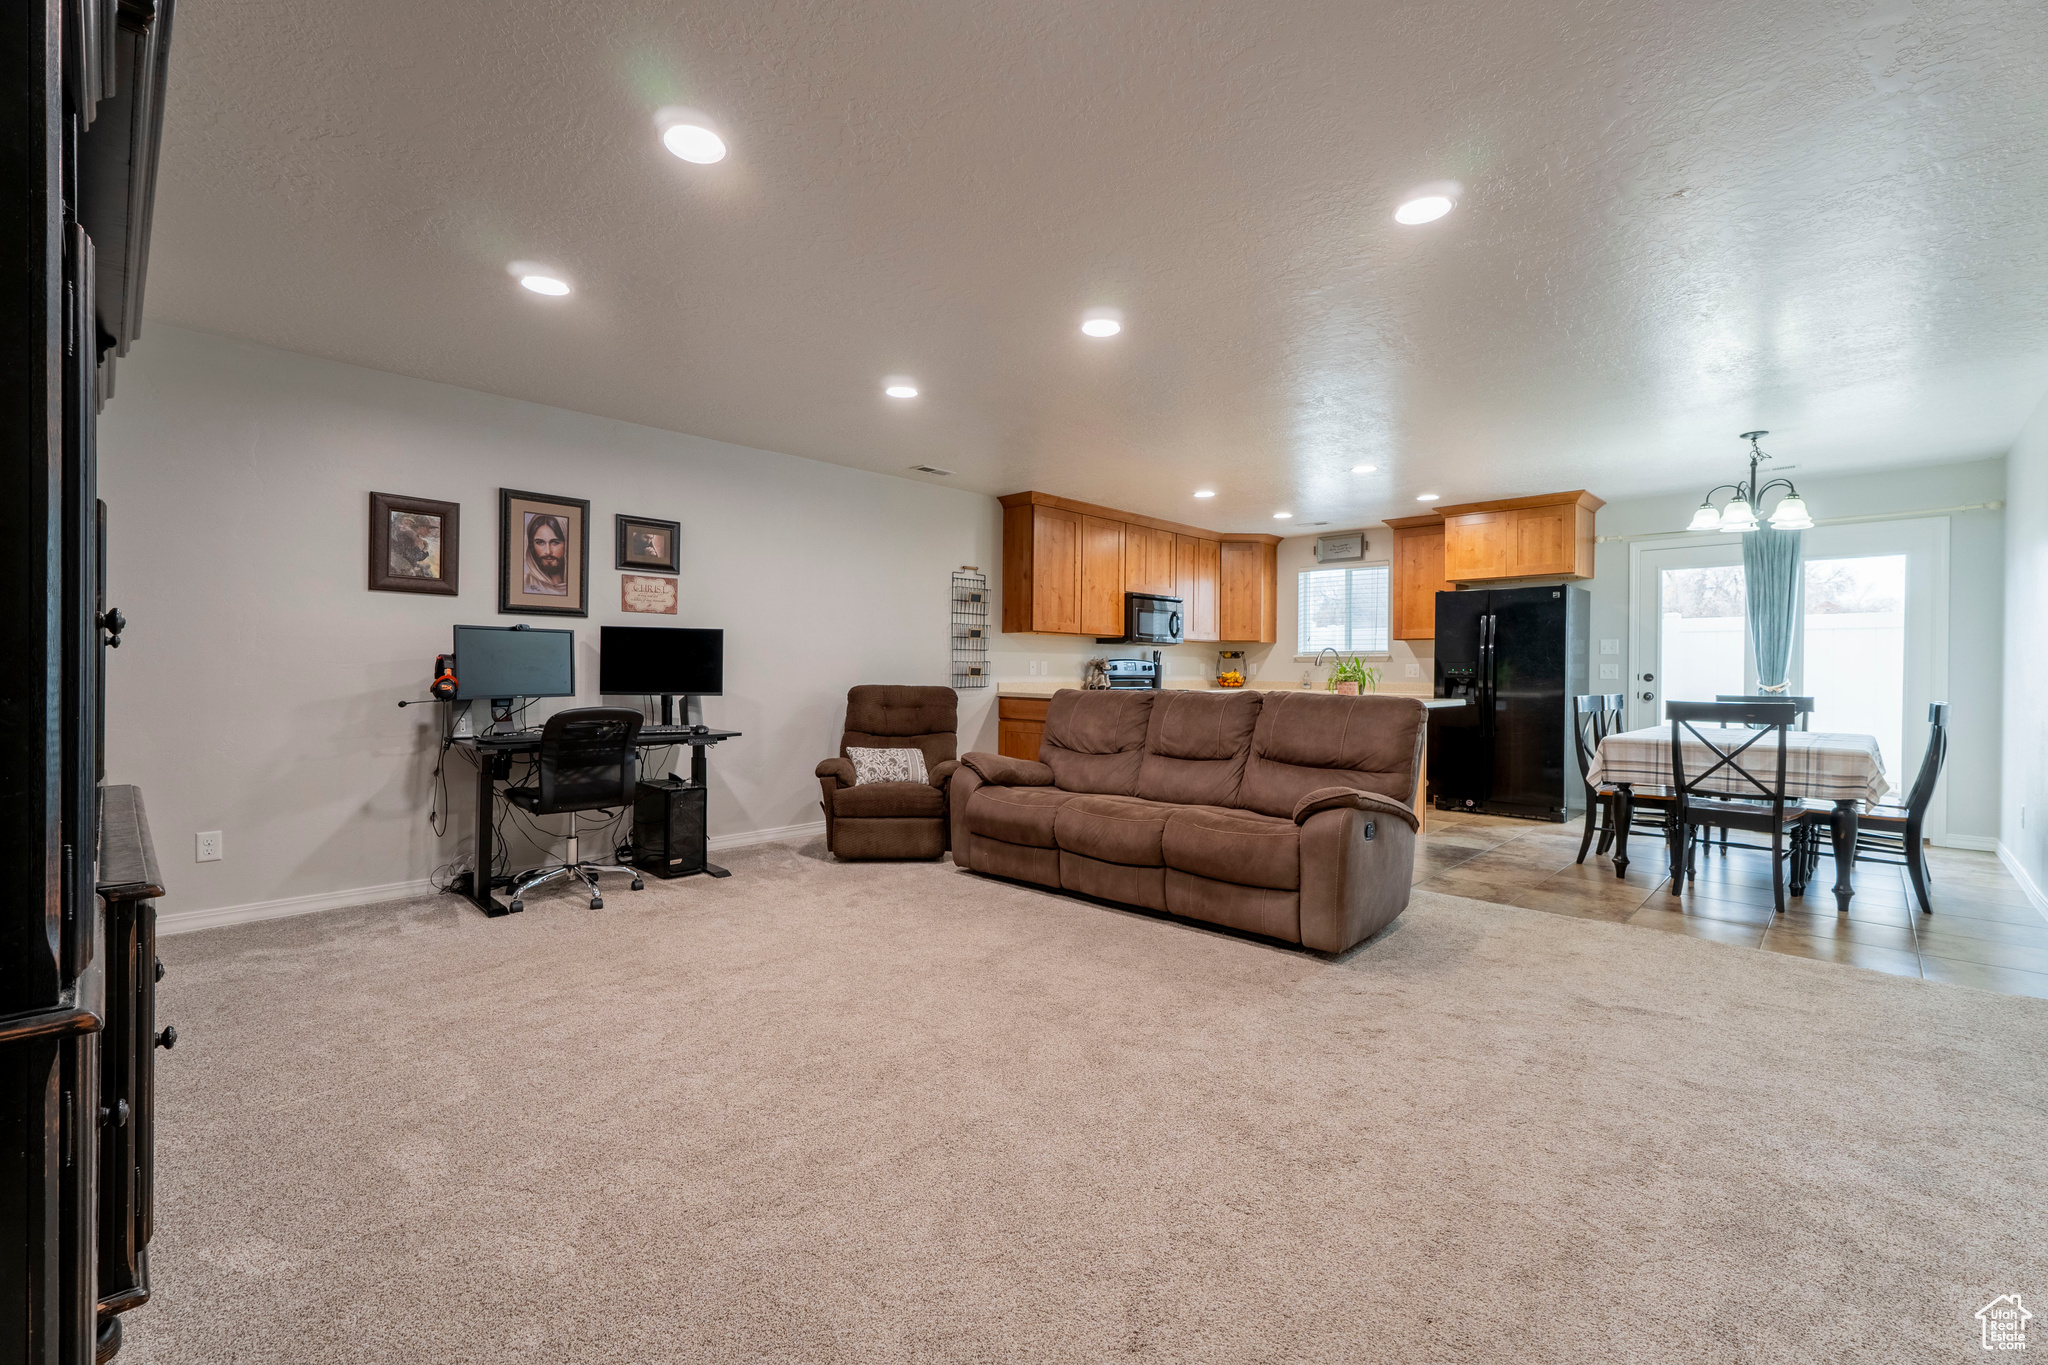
[498,488,590,617]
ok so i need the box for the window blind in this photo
[1296,565,1390,654]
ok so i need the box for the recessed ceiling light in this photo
[519,274,570,296]
[1394,180,1462,225]
[1193,489,1216,498]
[1416,493,1441,502]
[654,106,727,164]
[884,379,919,398]
[1351,464,1377,474]
[1273,512,1293,520]
[1081,307,1123,338]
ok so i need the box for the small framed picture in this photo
[368,492,459,595]
[616,514,681,574]
[621,574,678,614]
[499,488,590,617]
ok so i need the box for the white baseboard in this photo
[157,821,830,937]
[710,820,825,852]
[1931,834,1998,851]
[159,878,438,936]
[1995,842,2048,919]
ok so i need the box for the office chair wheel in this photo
[631,878,645,891]
[589,895,604,909]
[509,898,524,913]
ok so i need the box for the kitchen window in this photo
[1297,564,1390,655]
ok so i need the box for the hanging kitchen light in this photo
[1689,432,1812,533]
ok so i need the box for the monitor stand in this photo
[659,693,677,727]
[489,697,517,734]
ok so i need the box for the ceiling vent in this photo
[909,464,955,476]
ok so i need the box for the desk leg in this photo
[1829,800,1857,914]
[692,744,731,879]
[1611,785,1632,878]
[471,754,515,916]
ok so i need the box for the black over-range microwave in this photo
[1105,592,1182,645]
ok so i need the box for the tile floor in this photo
[1415,809,2048,999]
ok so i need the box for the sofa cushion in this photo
[965,785,1080,848]
[1161,805,1300,891]
[831,817,946,860]
[1164,870,1300,943]
[1053,795,1174,867]
[1060,852,1167,912]
[1136,690,1262,807]
[1237,692,1426,821]
[833,781,946,820]
[1041,689,1157,795]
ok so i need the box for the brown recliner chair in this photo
[816,685,960,859]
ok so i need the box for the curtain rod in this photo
[1592,500,2003,544]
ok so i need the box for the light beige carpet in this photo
[129,840,2045,1364]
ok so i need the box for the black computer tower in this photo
[633,778,708,878]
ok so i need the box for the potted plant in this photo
[1327,657,1382,696]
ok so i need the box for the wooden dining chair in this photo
[1797,702,1948,914]
[1666,700,1805,912]
[1715,695,1815,731]
[1574,693,1678,867]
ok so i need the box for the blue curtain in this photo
[1742,528,1801,692]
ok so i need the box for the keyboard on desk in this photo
[477,725,707,744]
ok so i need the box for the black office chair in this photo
[1666,700,1805,913]
[1798,702,1948,915]
[503,707,646,912]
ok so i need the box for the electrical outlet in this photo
[1600,639,1621,655]
[196,830,222,863]
[1028,661,1037,676]
[1599,663,1620,679]
[1404,662,1420,678]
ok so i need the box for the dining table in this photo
[1585,724,1891,912]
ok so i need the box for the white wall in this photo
[1587,459,2005,840]
[2000,396,2048,905]
[99,326,1006,918]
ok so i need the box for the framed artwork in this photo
[368,492,459,595]
[499,488,590,616]
[621,574,678,614]
[616,514,681,574]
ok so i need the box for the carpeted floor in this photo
[129,839,2046,1363]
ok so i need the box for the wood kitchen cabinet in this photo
[1123,525,1177,596]
[1218,539,1278,643]
[1175,534,1220,642]
[1386,516,1451,640]
[999,493,1277,638]
[1435,491,1602,583]
[998,697,1049,759]
[1080,515,1125,637]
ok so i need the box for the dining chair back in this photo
[1666,700,1804,911]
[1809,701,1949,914]
[1714,695,1815,731]
[1571,693,1626,864]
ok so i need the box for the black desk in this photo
[455,726,741,916]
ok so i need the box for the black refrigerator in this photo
[1430,584,1590,821]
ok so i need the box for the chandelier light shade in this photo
[1690,432,1812,535]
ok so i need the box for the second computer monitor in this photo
[599,626,723,698]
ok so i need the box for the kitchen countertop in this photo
[995,681,1467,707]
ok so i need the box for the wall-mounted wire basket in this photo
[951,567,989,689]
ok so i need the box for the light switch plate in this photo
[1600,639,1621,655]
[196,830,222,863]
[1405,662,1420,678]
[1599,663,1620,679]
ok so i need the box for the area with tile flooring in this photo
[1416,810,2048,998]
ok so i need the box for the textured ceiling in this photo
[145,0,2048,529]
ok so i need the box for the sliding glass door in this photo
[1629,517,1948,832]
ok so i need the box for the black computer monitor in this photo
[452,624,576,702]
[599,627,723,718]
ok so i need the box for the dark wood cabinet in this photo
[998,697,1050,759]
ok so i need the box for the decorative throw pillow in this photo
[847,746,929,786]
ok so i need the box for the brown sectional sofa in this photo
[950,688,1426,953]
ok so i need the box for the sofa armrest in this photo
[928,759,960,789]
[816,756,855,786]
[960,752,1054,786]
[1291,785,1420,832]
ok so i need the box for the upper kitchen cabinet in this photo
[1218,540,1278,643]
[1385,515,1452,640]
[998,493,1276,638]
[1436,491,1602,583]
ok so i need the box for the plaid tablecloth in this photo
[1587,725,1891,806]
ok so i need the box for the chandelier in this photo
[1686,431,1814,533]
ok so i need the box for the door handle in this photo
[100,605,126,648]
[1639,691,1654,702]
